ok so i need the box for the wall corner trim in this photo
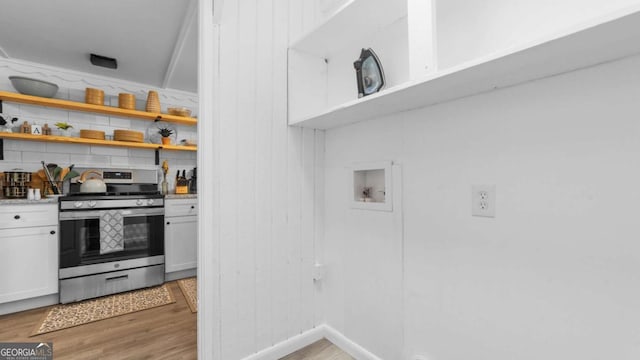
[323,325,385,360]
[239,326,325,360]
[239,324,383,360]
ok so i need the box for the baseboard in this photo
[239,324,381,360]
[0,294,59,316]
[165,268,197,282]
[323,325,384,360]
[240,326,325,360]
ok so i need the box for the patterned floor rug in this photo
[177,277,197,313]
[31,284,175,336]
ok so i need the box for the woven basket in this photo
[113,129,144,143]
[80,129,105,140]
[118,93,136,110]
[168,107,191,117]
[85,88,104,105]
[145,90,161,113]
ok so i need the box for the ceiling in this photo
[0,0,198,93]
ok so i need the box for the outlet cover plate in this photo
[472,185,496,217]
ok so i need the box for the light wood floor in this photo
[0,281,196,360]
[280,339,354,360]
[0,281,351,359]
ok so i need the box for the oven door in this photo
[59,207,164,269]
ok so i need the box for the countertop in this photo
[0,198,59,205]
[0,194,198,204]
[165,194,198,199]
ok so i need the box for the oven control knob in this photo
[74,201,84,208]
[147,199,154,205]
[136,199,144,206]
[88,201,97,208]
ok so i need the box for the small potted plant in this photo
[158,127,174,145]
[54,122,73,136]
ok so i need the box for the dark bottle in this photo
[189,167,197,194]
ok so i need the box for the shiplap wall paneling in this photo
[218,0,240,358]
[312,130,326,327]
[237,0,258,356]
[269,0,292,347]
[300,127,317,332]
[213,0,323,358]
[254,0,275,353]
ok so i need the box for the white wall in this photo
[323,51,640,360]
[437,0,640,69]
[0,58,197,191]
[210,0,324,359]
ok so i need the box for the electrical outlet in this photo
[472,185,496,217]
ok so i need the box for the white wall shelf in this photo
[289,5,640,130]
[290,0,406,58]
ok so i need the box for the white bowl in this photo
[9,76,59,98]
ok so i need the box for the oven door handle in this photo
[59,208,164,220]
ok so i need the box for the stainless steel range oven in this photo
[58,168,165,303]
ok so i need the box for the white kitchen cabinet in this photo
[165,198,197,274]
[0,204,58,304]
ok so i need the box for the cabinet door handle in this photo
[14,215,20,220]
[50,230,56,235]
[166,221,170,225]
[191,205,195,209]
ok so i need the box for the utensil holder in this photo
[43,180,63,196]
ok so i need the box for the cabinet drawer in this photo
[0,204,58,228]
[165,198,198,217]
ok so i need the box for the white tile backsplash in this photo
[71,113,110,125]
[68,154,110,167]
[109,117,132,128]
[68,89,85,102]
[20,105,69,122]
[45,142,90,154]
[1,103,21,115]
[126,156,157,166]
[90,146,129,157]
[110,156,131,166]
[22,151,70,164]
[4,140,46,152]
[129,149,155,158]
[2,151,21,162]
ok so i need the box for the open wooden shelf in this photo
[289,5,640,129]
[0,132,197,152]
[0,91,197,126]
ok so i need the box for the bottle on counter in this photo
[161,160,169,195]
[188,167,197,194]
